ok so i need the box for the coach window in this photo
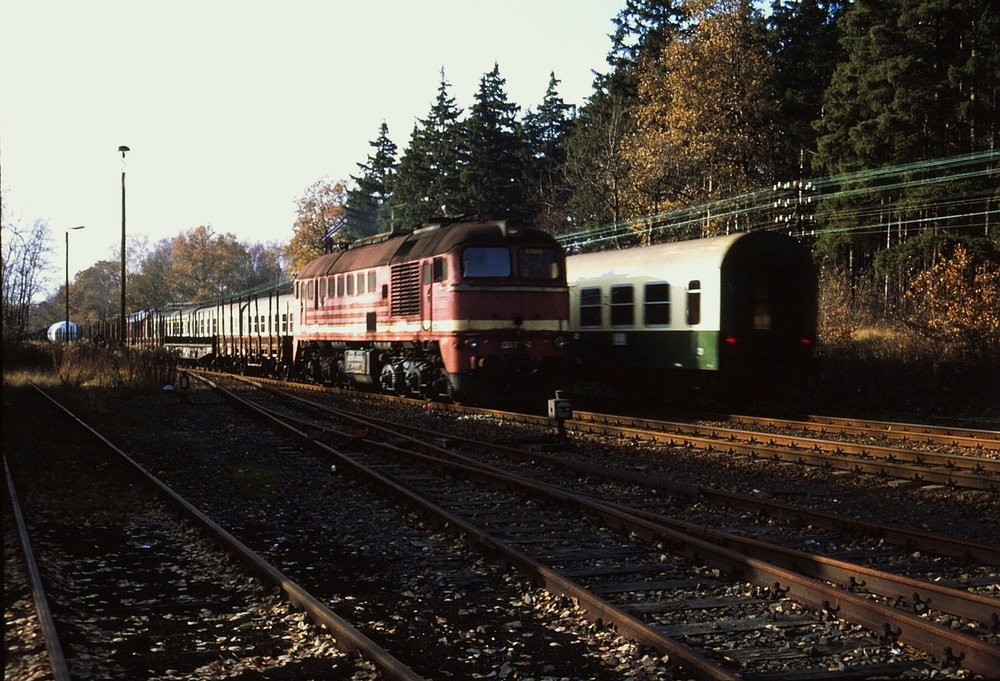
[686,280,701,326]
[347,272,355,295]
[358,271,366,294]
[644,282,671,326]
[610,284,634,327]
[463,247,511,278]
[337,275,345,297]
[368,271,377,292]
[579,287,602,327]
[752,273,771,330]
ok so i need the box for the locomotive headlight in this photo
[463,338,479,349]
[553,336,569,349]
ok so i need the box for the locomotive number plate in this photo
[500,340,530,349]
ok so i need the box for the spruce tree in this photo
[392,70,466,227]
[767,0,846,181]
[815,0,999,173]
[462,63,527,218]
[347,121,398,237]
[523,73,577,232]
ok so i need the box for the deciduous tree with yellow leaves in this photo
[626,0,775,236]
[285,178,348,274]
[903,244,1000,363]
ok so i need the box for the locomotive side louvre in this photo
[566,231,817,382]
[293,218,570,398]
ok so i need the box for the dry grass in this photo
[811,270,998,422]
[3,340,179,394]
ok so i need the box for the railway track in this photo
[203,372,1000,679]
[493,410,999,491]
[7,379,687,678]
[3,383,417,680]
[215,373,1000,490]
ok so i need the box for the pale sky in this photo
[2,0,623,289]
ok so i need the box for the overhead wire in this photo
[557,150,999,250]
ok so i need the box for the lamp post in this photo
[118,145,130,342]
[65,226,85,341]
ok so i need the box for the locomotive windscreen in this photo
[518,248,562,279]
[463,247,512,278]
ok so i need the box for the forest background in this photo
[3,0,998,414]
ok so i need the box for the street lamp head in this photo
[118,145,130,157]
[70,225,85,231]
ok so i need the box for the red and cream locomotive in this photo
[293,217,570,400]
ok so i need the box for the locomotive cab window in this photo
[579,287,602,327]
[463,247,511,278]
[610,285,634,327]
[686,280,701,326]
[518,248,560,279]
[644,282,671,326]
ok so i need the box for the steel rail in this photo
[227,372,1000,567]
[259,395,1000,629]
[207,375,1000,677]
[195,374,743,680]
[516,414,997,490]
[27,382,424,681]
[573,411,1000,474]
[713,412,1000,446]
[295,406,1000,677]
[4,456,73,681]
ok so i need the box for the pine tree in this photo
[461,63,527,218]
[812,0,1000,308]
[604,0,688,99]
[347,121,398,237]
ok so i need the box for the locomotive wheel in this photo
[379,363,398,394]
[422,366,453,401]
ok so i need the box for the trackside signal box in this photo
[548,392,572,421]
